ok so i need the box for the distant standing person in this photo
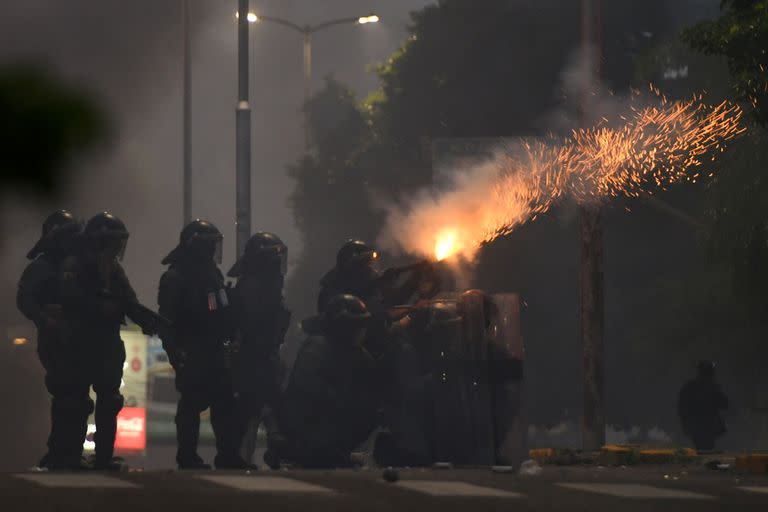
[678,360,729,451]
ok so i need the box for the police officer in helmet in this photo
[57,212,139,470]
[318,240,381,313]
[158,220,246,469]
[17,210,88,470]
[228,232,291,466]
[267,294,380,468]
[318,239,433,358]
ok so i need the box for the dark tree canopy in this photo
[364,0,579,194]
[286,78,377,320]
[683,0,768,125]
[0,65,107,196]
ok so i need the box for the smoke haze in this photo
[0,0,432,470]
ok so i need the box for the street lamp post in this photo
[182,0,192,226]
[241,12,379,152]
[236,0,251,258]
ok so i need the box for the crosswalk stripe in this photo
[13,473,137,489]
[558,483,713,499]
[741,487,768,494]
[197,475,334,493]
[395,480,522,498]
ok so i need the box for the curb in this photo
[735,454,768,474]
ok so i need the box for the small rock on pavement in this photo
[382,468,399,483]
[519,459,543,476]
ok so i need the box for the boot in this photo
[177,453,212,470]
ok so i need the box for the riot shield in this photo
[425,298,476,463]
[488,293,527,467]
[459,290,496,465]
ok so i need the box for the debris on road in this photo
[382,467,399,482]
[519,459,543,476]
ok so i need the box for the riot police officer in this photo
[267,294,380,468]
[318,240,382,313]
[227,232,291,466]
[317,240,433,358]
[678,360,729,451]
[17,210,89,470]
[158,220,245,469]
[57,212,140,470]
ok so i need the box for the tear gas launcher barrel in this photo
[377,259,433,284]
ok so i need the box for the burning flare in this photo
[434,230,459,261]
[382,89,746,262]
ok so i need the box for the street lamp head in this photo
[358,14,380,24]
[235,12,259,23]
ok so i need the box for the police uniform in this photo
[158,220,241,469]
[16,210,89,469]
[272,295,380,468]
[56,212,136,470]
[227,232,291,465]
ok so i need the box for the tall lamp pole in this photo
[236,0,251,257]
[241,13,380,152]
[182,0,192,226]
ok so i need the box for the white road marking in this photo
[395,480,522,498]
[13,473,137,489]
[741,487,768,494]
[558,483,713,499]
[198,475,334,493]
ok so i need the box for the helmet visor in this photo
[97,236,127,262]
[214,238,223,265]
[273,244,288,275]
[348,249,380,274]
[188,234,223,264]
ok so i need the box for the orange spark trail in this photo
[380,92,746,262]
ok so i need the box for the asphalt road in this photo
[1,465,767,512]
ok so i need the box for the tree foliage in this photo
[683,0,768,125]
[0,65,107,196]
[364,0,579,195]
[682,2,768,309]
[286,78,377,318]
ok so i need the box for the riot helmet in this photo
[324,294,371,347]
[162,219,223,265]
[42,210,76,237]
[336,240,379,272]
[83,212,129,261]
[228,231,287,278]
[27,209,81,259]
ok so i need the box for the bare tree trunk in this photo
[580,204,605,450]
[579,0,605,452]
